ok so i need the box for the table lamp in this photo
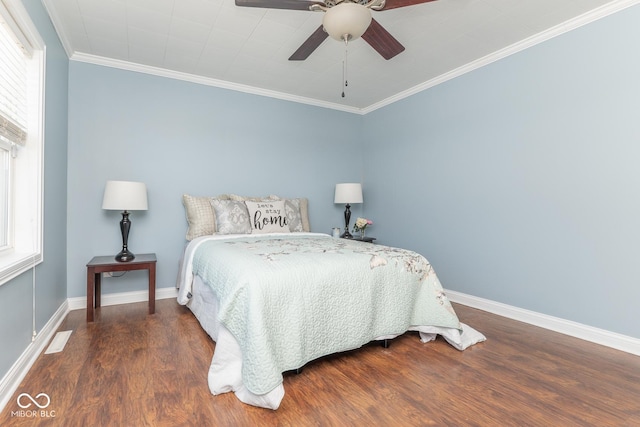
[102,180,148,262]
[334,183,363,238]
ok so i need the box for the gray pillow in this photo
[284,199,304,232]
[210,199,251,234]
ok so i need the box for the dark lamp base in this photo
[115,210,135,262]
[115,249,135,262]
[341,203,354,239]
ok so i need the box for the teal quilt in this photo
[191,234,461,396]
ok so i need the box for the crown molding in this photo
[41,0,74,58]
[58,0,639,115]
[362,0,640,114]
[70,52,363,115]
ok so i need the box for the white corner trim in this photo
[41,0,74,58]
[0,299,69,414]
[447,290,640,357]
[63,0,640,115]
[69,52,363,115]
[362,0,640,114]
[67,286,179,311]
[0,287,179,412]
[1,285,636,416]
[0,252,42,287]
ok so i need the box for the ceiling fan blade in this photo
[361,19,405,60]
[380,0,437,10]
[235,0,323,11]
[289,26,329,61]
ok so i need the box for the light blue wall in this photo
[67,63,363,297]
[0,0,68,379]
[363,5,640,338]
[3,0,638,387]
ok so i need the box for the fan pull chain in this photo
[341,59,345,98]
[342,37,349,98]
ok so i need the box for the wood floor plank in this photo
[1,300,639,426]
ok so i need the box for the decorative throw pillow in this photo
[210,199,252,234]
[284,199,304,232]
[183,194,216,241]
[223,194,280,202]
[245,200,290,234]
[269,196,310,232]
[298,198,310,232]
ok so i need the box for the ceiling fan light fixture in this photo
[322,3,372,42]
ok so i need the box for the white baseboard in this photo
[0,287,178,414]
[447,290,640,356]
[0,300,69,413]
[67,286,179,311]
[2,286,637,415]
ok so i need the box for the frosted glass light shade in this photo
[334,183,363,204]
[102,181,148,211]
[323,3,372,42]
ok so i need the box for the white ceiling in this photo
[42,0,632,113]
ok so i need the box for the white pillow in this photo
[245,200,290,234]
[183,194,216,241]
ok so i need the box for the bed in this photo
[176,194,485,409]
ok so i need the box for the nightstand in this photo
[346,236,376,243]
[86,253,157,322]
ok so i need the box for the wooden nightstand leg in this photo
[87,267,95,322]
[149,264,156,314]
[95,273,101,308]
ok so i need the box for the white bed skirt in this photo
[186,275,485,410]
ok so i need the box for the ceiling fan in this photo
[235,0,437,61]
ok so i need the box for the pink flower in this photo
[353,217,373,232]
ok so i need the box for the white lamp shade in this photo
[334,183,363,204]
[102,180,148,211]
[323,3,372,42]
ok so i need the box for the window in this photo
[0,140,11,249]
[0,0,44,285]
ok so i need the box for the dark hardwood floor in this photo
[1,300,639,426]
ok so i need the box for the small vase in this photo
[359,228,365,239]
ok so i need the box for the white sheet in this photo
[183,268,486,410]
[178,233,487,409]
[188,275,285,409]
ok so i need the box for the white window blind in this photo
[0,0,43,281]
[0,142,9,247]
[0,13,28,146]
